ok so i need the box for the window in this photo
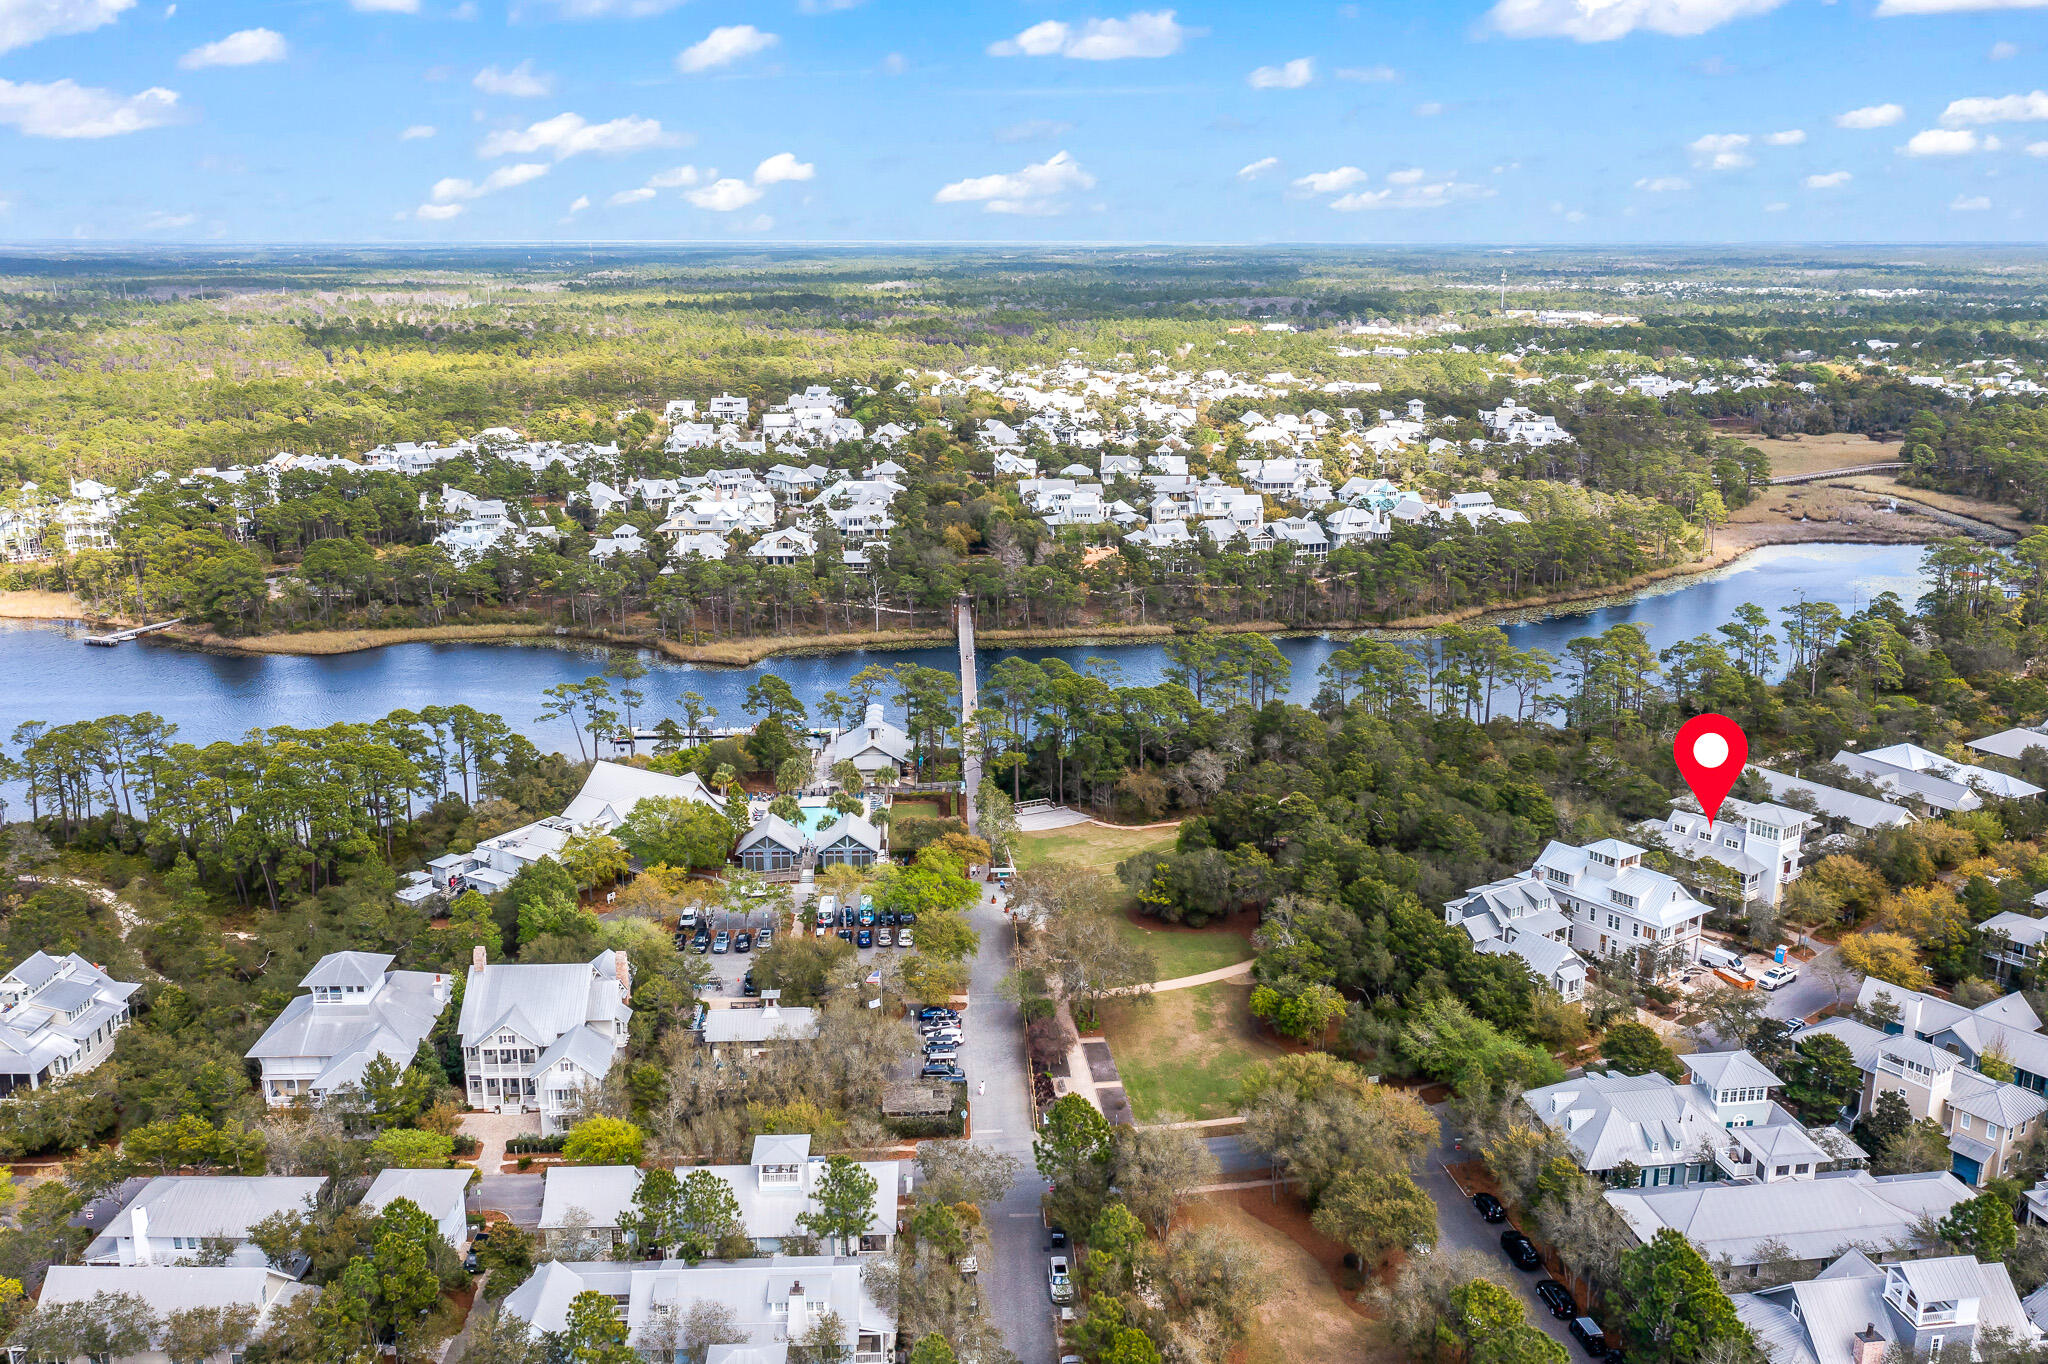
[1610,889,1638,910]
[1961,1112,1972,1130]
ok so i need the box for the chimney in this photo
[614,952,631,993]
[1853,1324,1888,1364]
[471,945,487,973]
[131,1205,151,1265]
[787,1281,807,1338]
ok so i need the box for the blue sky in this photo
[1,0,2043,243]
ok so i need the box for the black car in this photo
[918,1006,954,1021]
[733,930,753,953]
[1500,1229,1541,1271]
[1535,1281,1577,1320]
[879,909,898,926]
[1473,1192,1506,1223]
[924,1038,958,1054]
[921,1061,966,1081]
[837,927,853,943]
[857,928,874,949]
[1602,1351,1624,1364]
[1568,1320,1607,1357]
[463,1248,481,1274]
[899,911,918,926]
[742,971,760,998]
[1047,1226,1068,1252]
[691,930,711,953]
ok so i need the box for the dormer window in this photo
[1610,890,1637,910]
[759,1162,802,1187]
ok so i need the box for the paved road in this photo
[1765,940,1846,1026]
[960,881,1059,1364]
[471,1172,544,1231]
[1420,1105,1582,1354]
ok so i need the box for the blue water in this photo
[0,542,1930,760]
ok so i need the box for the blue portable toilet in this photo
[1773,945,1787,964]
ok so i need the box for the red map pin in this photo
[1674,714,1748,825]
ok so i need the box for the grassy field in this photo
[1111,915,1251,981]
[889,800,945,821]
[1756,431,1902,477]
[1180,1199,1388,1364]
[1097,981,1287,1122]
[1014,820,1178,874]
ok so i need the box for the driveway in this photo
[1763,942,1847,1025]
[1421,1104,1582,1354]
[959,880,1059,1364]
[471,1172,544,1231]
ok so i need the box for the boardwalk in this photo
[82,618,185,646]
[957,593,981,835]
[1768,461,1907,485]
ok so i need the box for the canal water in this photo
[0,542,1930,757]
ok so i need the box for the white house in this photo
[361,1168,475,1251]
[244,952,451,1107]
[458,948,633,1135]
[1735,1252,2039,1364]
[0,952,138,1096]
[540,1164,644,1251]
[36,1266,309,1364]
[1653,796,1811,908]
[691,1135,900,1254]
[1443,875,1587,1001]
[824,703,913,779]
[503,1255,895,1362]
[84,1177,328,1268]
[1529,838,1709,979]
[749,528,818,566]
[1832,744,2043,814]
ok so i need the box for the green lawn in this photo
[1014,820,1178,874]
[889,800,945,820]
[1097,981,1288,1123]
[1112,915,1251,981]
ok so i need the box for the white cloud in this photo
[1803,169,1852,187]
[0,0,132,54]
[178,28,285,69]
[1236,156,1279,180]
[526,0,687,16]
[567,194,590,214]
[687,177,764,211]
[1386,167,1426,184]
[1688,132,1752,169]
[1336,64,1397,81]
[1413,100,1444,116]
[1951,193,1992,210]
[1940,91,2048,125]
[1329,179,1493,210]
[1635,175,1692,191]
[645,165,700,188]
[880,52,908,75]
[479,112,674,160]
[1485,0,1786,41]
[474,60,553,98]
[676,24,779,72]
[987,10,1191,60]
[140,209,195,230]
[0,78,179,138]
[744,213,774,232]
[415,202,463,220]
[1248,58,1314,89]
[1763,128,1805,145]
[1991,40,2020,58]
[430,161,550,202]
[1292,166,1367,193]
[1876,0,2048,13]
[352,0,419,12]
[2029,140,2048,156]
[753,151,813,184]
[933,149,1095,215]
[400,124,436,140]
[995,118,1075,142]
[1836,103,1904,129]
[1764,201,1789,211]
[608,186,655,205]
[1902,127,1985,155]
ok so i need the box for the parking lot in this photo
[679,895,924,995]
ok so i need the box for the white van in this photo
[1696,943,1743,973]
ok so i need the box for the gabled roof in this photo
[737,814,806,855]
[300,951,392,990]
[540,1165,642,1230]
[94,1177,328,1247]
[1686,1050,1783,1093]
[458,951,627,1049]
[1606,1169,1971,1265]
[362,1168,473,1224]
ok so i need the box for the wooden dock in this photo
[83,618,186,647]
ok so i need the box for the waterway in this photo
[0,542,1931,758]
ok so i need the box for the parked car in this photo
[1756,964,1799,991]
[1473,1192,1506,1223]
[692,930,711,953]
[742,972,760,998]
[924,1039,959,1055]
[919,1006,956,1022]
[879,909,898,926]
[878,927,894,947]
[897,928,914,950]
[899,911,918,926]
[819,895,837,925]
[924,1026,962,1042]
[677,909,699,931]
[857,928,874,949]
[837,927,853,943]
[1569,1319,1608,1357]
[921,1062,967,1082]
[464,1247,481,1274]
[859,908,876,927]
[1047,1226,1068,1252]
[1535,1281,1577,1320]
[733,931,753,953]
[925,1050,959,1067]
[711,930,731,954]
[1603,1349,1624,1364]
[757,928,774,951]
[1048,1256,1074,1304]
[1500,1230,1541,1271]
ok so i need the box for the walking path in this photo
[1147,960,1253,992]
